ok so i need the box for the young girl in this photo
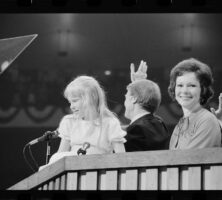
[48,75,126,165]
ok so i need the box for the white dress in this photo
[49,114,126,164]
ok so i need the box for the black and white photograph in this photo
[0,13,222,198]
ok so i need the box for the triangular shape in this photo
[0,34,38,75]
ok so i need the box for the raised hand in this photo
[210,93,222,122]
[130,60,148,82]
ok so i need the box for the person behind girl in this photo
[211,93,222,127]
[47,75,126,165]
[131,58,221,149]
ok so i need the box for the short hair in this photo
[64,75,115,119]
[168,58,214,105]
[127,79,161,114]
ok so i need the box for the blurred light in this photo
[185,14,196,21]
[181,24,193,52]
[60,14,73,27]
[104,70,112,76]
[0,61,10,74]
[57,29,70,56]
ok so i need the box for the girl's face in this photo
[175,72,201,111]
[68,96,84,118]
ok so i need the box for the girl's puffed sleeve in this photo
[108,117,127,144]
[57,115,72,141]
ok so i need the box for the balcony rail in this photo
[9,147,222,190]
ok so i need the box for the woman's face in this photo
[175,72,201,111]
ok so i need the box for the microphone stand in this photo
[44,131,54,165]
[77,142,90,156]
[46,140,51,165]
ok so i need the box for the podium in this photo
[9,148,222,190]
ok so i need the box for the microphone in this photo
[77,142,90,155]
[28,130,59,145]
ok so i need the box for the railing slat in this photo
[66,172,78,190]
[119,169,138,190]
[181,166,203,190]
[43,183,48,190]
[99,170,118,190]
[188,166,201,190]
[203,165,222,190]
[118,169,138,190]
[139,168,158,190]
[167,167,179,190]
[54,177,60,190]
[48,180,54,190]
[118,169,126,190]
[79,171,97,190]
[79,172,85,190]
[125,169,138,190]
[159,167,167,190]
[159,167,180,190]
[180,166,188,190]
[38,186,43,190]
[60,174,66,190]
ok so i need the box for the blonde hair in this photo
[64,75,115,121]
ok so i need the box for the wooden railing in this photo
[9,148,222,190]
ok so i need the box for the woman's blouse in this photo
[170,108,221,149]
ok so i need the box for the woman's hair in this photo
[127,79,161,114]
[64,75,115,120]
[168,58,214,105]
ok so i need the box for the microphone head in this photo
[28,129,60,145]
[52,130,60,138]
[45,130,59,139]
[82,142,90,150]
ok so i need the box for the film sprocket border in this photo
[0,0,221,13]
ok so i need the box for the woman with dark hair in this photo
[167,58,221,149]
[132,58,221,149]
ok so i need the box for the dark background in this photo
[0,13,222,190]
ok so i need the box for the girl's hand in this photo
[210,93,222,121]
[38,164,49,171]
[130,60,148,82]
